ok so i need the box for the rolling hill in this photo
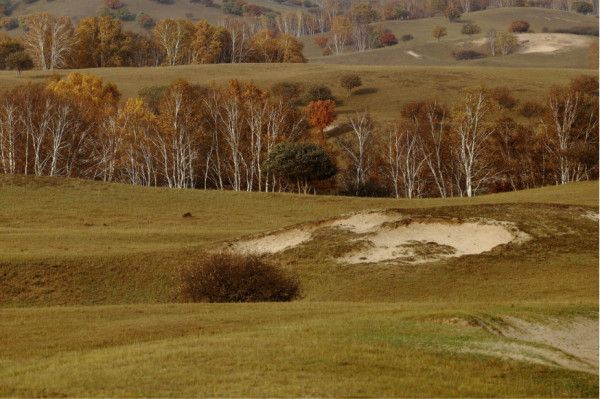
[306,7,598,69]
[0,175,597,396]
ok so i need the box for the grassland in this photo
[0,63,594,123]
[0,175,598,396]
[306,8,598,68]
[9,0,302,30]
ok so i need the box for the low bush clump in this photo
[551,26,598,36]
[180,252,300,302]
[401,34,414,41]
[452,49,485,60]
[519,101,545,118]
[461,23,481,35]
[509,20,530,33]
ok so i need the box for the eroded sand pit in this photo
[341,220,517,264]
[516,33,591,54]
[231,211,525,264]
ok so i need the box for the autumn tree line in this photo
[0,72,597,197]
[0,12,306,72]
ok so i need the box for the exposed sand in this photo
[516,33,591,54]
[406,50,422,59]
[582,210,599,222]
[341,220,517,264]
[232,211,525,264]
[233,227,313,254]
[463,316,599,374]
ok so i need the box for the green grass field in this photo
[0,175,597,396]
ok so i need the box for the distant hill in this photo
[305,7,598,69]
[4,0,303,30]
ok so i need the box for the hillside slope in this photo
[0,175,597,305]
[308,8,598,69]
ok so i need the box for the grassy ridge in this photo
[0,64,594,122]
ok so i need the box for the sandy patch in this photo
[582,210,599,222]
[464,316,599,374]
[232,211,526,264]
[341,220,517,264]
[516,33,591,54]
[330,212,400,234]
[233,228,313,254]
[406,50,422,59]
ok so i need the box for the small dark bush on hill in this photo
[520,101,545,118]
[400,34,414,41]
[452,49,485,60]
[461,23,481,35]
[509,20,530,33]
[550,26,598,36]
[304,84,335,103]
[181,252,300,302]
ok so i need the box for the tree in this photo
[487,29,497,56]
[339,74,362,97]
[337,111,376,193]
[445,3,462,21]
[153,19,195,66]
[432,26,447,41]
[305,99,336,141]
[6,51,33,76]
[264,142,337,194]
[23,13,74,70]
[452,90,496,197]
[573,1,594,14]
[0,35,24,70]
[540,78,599,185]
[191,20,231,64]
[386,123,426,198]
[331,15,351,55]
[496,32,518,55]
[72,16,130,68]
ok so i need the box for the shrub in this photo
[461,23,481,35]
[0,16,17,30]
[400,33,413,41]
[445,3,462,21]
[181,252,300,302]
[304,84,335,102]
[551,26,598,36]
[314,35,328,48]
[379,31,398,46]
[340,73,362,96]
[270,81,303,101]
[491,86,518,109]
[519,101,544,118]
[573,1,594,14]
[452,49,485,60]
[137,13,155,29]
[509,20,529,33]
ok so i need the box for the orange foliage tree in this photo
[305,99,336,141]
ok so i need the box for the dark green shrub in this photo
[181,252,300,302]
[304,84,335,103]
[264,142,337,193]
